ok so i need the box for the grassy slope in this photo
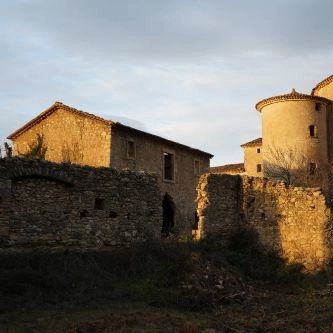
[0,230,333,332]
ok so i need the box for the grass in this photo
[0,229,332,332]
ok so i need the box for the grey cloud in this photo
[3,0,333,65]
[2,0,333,166]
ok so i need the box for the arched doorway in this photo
[161,193,175,236]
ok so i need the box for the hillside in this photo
[0,230,332,332]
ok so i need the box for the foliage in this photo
[0,234,331,313]
[23,133,48,159]
[264,145,329,187]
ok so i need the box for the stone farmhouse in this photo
[239,74,333,191]
[7,102,213,236]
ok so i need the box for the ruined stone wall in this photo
[195,174,241,241]
[197,174,333,270]
[0,158,162,249]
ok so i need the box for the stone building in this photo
[240,138,262,177]
[209,163,245,175]
[7,102,213,236]
[241,74,333,189]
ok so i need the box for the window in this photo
[257,148,261,153]
[80,210,88,218]
[163,152,174,181]
[257,164,262,173]
[94,198,105,210]
[194,159,200,175]
[309,163,316,175]
[127,140,135,158]
[315,103,321,111]
[109,210,118,218]
[309,125,318,138]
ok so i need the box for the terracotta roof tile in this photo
[209,163,245,174]
[241,137,262,147]
[255,89,330,112]
[7,102,213,158]
[311,74,333,95]
[7,102,112,140]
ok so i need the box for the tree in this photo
[264,145,327,187]
[23,133,48,159]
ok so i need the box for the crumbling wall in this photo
[0,158,162,249]
[197,174,333,270]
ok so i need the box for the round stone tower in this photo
[255,89,331,183]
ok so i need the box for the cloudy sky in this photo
[1,0,333,166]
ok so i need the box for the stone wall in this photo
[197,173,333,270]
[13,105,112,167]
[110,125,211,235]
[0,158,162,249]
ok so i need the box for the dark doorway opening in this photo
[161,193,175,236]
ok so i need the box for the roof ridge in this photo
[7,102,112,140]
[240,137,262,147]
[311,74,333,95]
[255,91,330,112]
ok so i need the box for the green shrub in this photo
[23,133,47,159]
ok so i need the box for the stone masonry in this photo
[8,102,213,236]
[197,173,333,270]
[0,158,162,248]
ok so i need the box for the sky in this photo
[1,0,333,166]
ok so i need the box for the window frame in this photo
[163,151,175,182]
[309,125,318,138]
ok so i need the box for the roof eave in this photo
[255,94,331,112]
[112,122,214,158]
[311,74,333,95]
[7,102,113,140]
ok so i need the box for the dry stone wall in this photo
[197,174,333,270]
[0,158,162,249]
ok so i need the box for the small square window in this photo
[257,164,262,173]
[309,125,318,138]
[257,148,261,153]
[94,198,105,210]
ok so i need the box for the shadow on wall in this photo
[0,157,162,248]
[196,174,333,271]
[239,176,282,255]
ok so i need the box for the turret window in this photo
[256,164,262,173]
[309,125,318,138]
[309,163,317,175]
[315,103,321,111]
